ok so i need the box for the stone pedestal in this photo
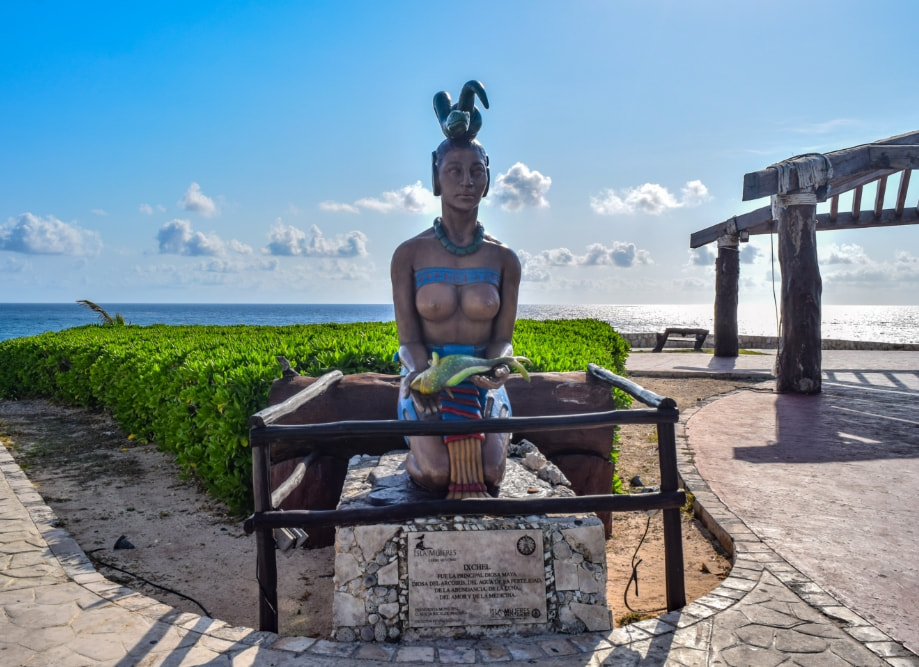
[332,447,611,642]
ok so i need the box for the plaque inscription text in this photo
[407,529,547,627]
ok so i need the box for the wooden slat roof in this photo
[691,130,919,248]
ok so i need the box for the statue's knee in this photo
[415,467,450,492]
[484,457,506,487]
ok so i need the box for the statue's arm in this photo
[484,248,521,359]
[391,242,433,404]
[471,249,522,391]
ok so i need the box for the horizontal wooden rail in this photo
[244,491,686,534]
[588,363,675,408]
[250,409,677,443]
[250,370,342,427]
[250,365,686,633]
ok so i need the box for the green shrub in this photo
[0,319,630,512]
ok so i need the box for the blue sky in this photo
[2,1,917,305]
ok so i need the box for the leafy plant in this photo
[0,318,632,512]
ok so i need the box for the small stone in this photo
[113,535,135,550]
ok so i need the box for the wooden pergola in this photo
[690,130,919,393]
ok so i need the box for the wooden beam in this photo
[738,207,919,236]
[830,194,839,221]
[742,130,919,201]
[689,205,772,247]
[895,170,912,217]
[816,207,919,231]
[874,175,888,219]
[851,185,863,221]
[250,370,343,427]
[868,145,919,170]
[829,168,898,197]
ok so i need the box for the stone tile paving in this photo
[4,390,919,666]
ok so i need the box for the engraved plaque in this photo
[407,529,546,627]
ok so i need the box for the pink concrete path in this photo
[684,355,919,655]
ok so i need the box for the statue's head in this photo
[431,80,490,198]
[431,137,489,198]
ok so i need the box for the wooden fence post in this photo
[714,232,740,358]
[774,191,822,393]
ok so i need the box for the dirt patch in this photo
[0,377,755,635]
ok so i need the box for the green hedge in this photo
[0,319,629,512]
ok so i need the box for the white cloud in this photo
[590,180,711,215]
[353,181,435,214]
[319,201,360,214]
[740,244,762,264]
[199,257,279,273]
[0,213,102,256]
[156,218,250,256]
[518,241,651,280]
[139,203,167,215]
[91,209,108,216]
[178,182,218,217]
[491,162,551,211]
[821,243,869,265]
[680,180,710,207]
[690,242,763,267]
[227,239,254,254]
[264,221,368,257]
[691,246,717,266]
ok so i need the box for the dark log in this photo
[587,364,675,409]
[851,185,863,220]
[830,194,839,221]
[775,197,822,394]
[690,207,772,248]
[816,206,919,230]
[714,242,740,358]
[261,371,659,536]
[657,422,686,610]
[867,144,919,170]
[245,490,687,532]
[874,175,888,219]
[827,168,898,198]
[251,370,343,427]
[252,433,278,633]
[270,452,315,508]
[270,453,346,547]
[895,170,912,217]
[742,130,919,201]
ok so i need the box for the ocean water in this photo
[1,302,917,344]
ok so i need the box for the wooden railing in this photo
[243,363,686,633]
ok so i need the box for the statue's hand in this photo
[402,372,440,418]
[411,390,441,419]
[469,364,509,390]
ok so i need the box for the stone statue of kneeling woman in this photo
[391,80,521,499]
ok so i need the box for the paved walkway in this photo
[1,350,918,665]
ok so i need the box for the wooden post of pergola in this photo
[713,230,739,357]
[690,130,919,391]
[772,188,822,393]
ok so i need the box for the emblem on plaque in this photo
[516,535,537,556]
